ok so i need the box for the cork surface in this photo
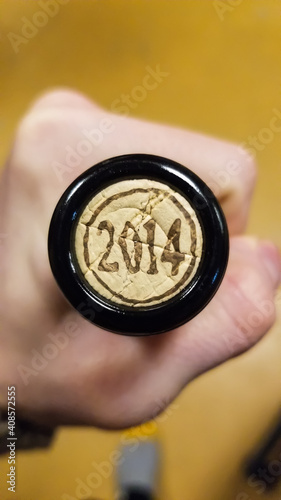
[75,179,203,307]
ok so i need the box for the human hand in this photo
[0,89,280,428]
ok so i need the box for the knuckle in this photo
[234,145,257,193]
[28,88,99,112]
[11,100,106,178]
[222,271,276,354]
[11,109,64,174]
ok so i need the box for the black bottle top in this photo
[48,154,229,335]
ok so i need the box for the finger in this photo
[11,88,256,235]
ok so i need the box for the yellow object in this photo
[0,1,280,499]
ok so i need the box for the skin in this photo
[0,89,280,429]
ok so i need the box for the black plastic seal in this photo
[48,154,229,335]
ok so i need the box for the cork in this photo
[74,179,203,307]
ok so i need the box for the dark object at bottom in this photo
[126,488,154,500]
[246,414,281,491]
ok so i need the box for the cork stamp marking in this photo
[74,179,203,307]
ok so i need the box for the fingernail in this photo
[258,241,281,287]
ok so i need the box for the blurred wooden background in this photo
[0,1,280,499]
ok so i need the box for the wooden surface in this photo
[0,1,280,499]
